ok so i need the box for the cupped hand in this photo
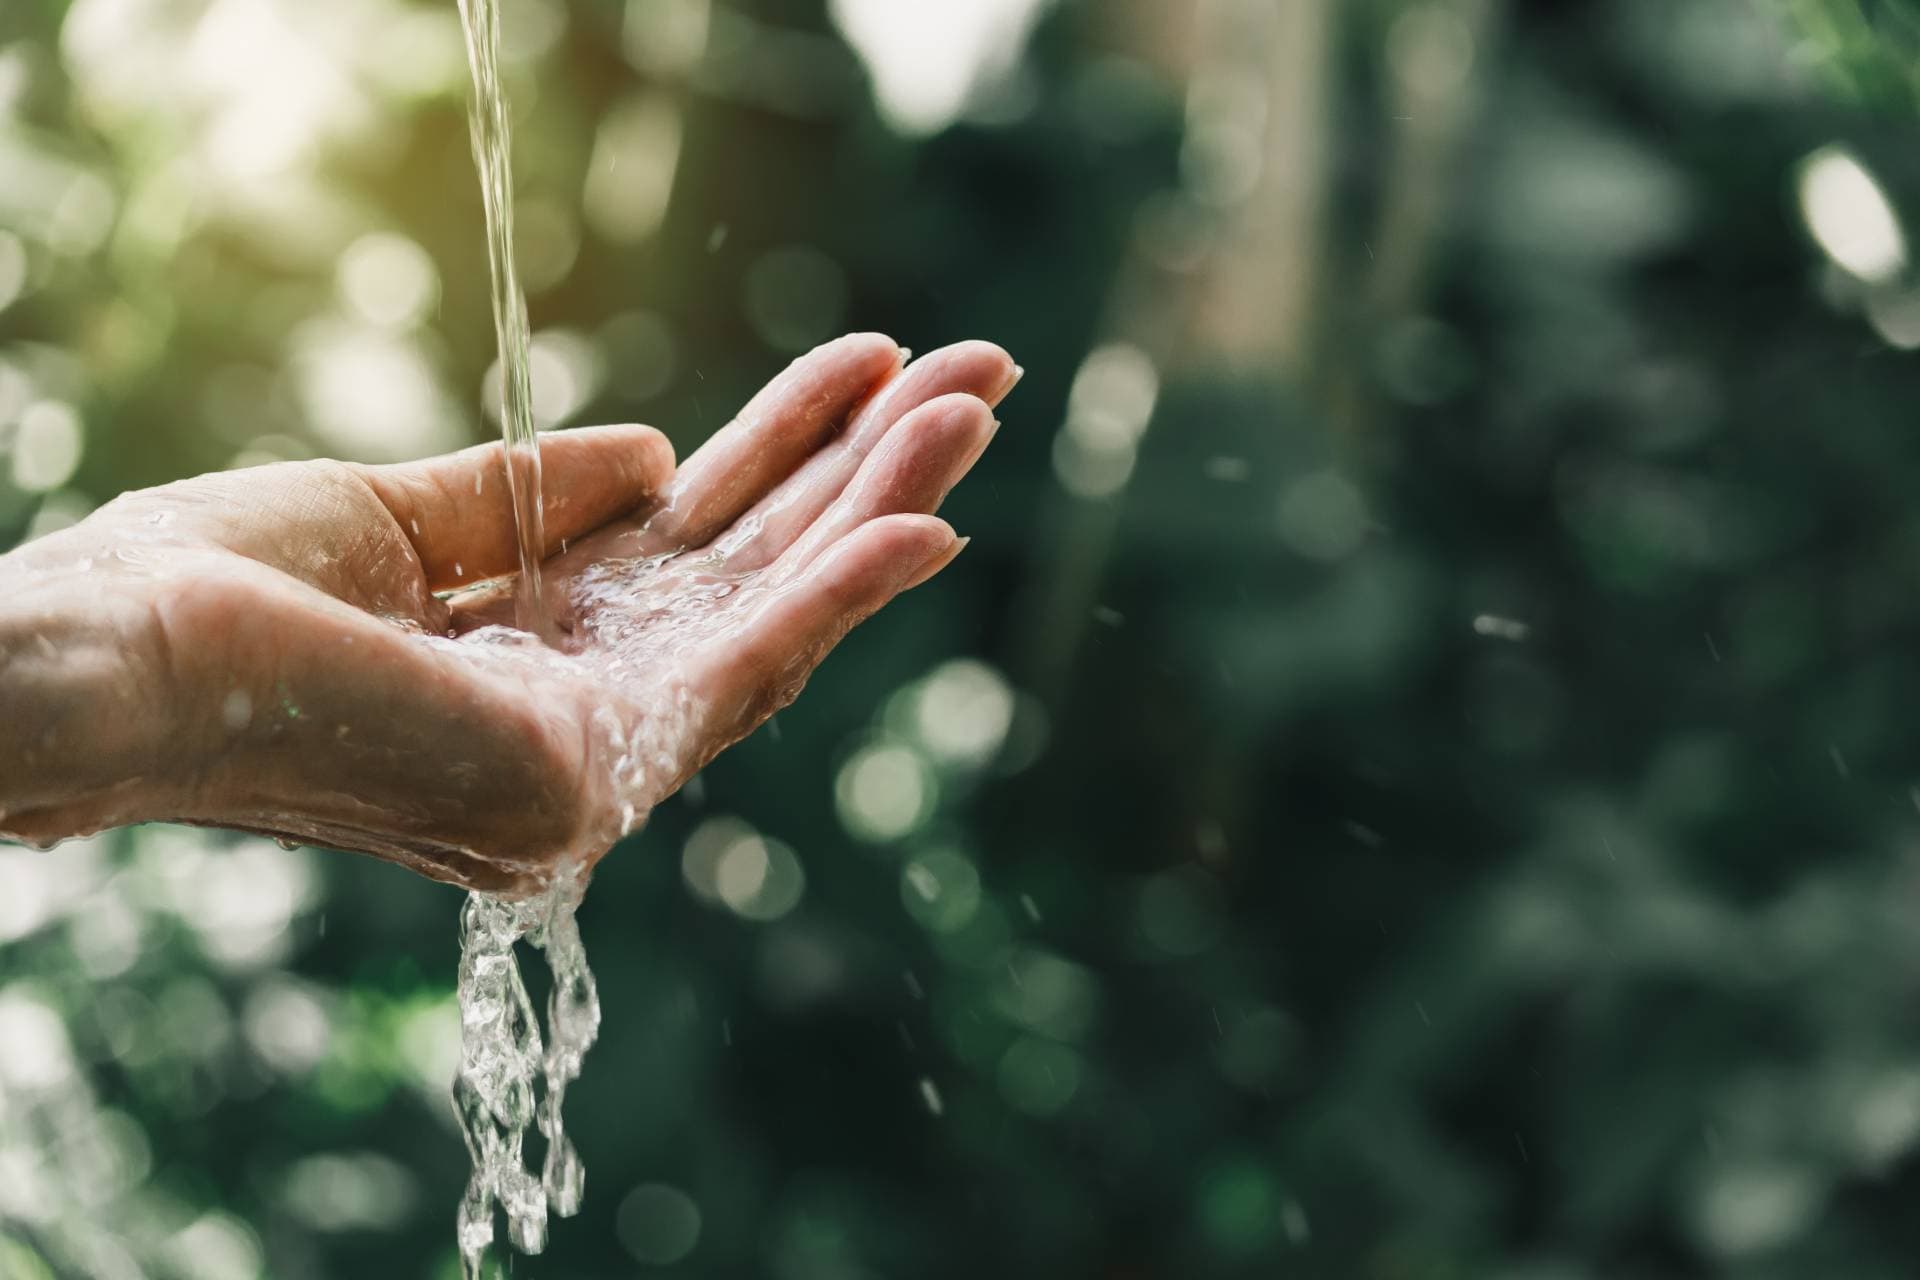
[0,335,1019,893]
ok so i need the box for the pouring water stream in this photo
[451,3,599,1274]
[457,0,550,641]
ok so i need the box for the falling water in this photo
[452,871,601,1280]
[457,0,550,640]
[452,2,598,1275]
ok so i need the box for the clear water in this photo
[433,553,725,1275]
[452,2,594,1275]
[457,0,550,641]
[452,872,600,1279]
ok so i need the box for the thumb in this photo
[355,424,675,589]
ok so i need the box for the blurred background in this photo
[8,0,1920,1275]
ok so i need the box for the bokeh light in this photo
[616,1182,702,1265]
[1798,146,1906,283]
[337,232,439,330]
[10,403,83,493]
[835,738,936,842]
[828,0,1050,135]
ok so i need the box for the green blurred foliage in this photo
[8,0,1920,1278]
[1786,0,1920,108]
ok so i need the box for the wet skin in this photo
[0,335,1021,893]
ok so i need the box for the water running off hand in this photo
[453,1,596,1275]
[453,874,601,1278]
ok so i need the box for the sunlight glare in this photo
[829,0,1052,135]
[1799,146,1906,284]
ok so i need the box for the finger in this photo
[710,340,1019,571]
[356,423,674,589]
[902,532,969,591]
[645,333,905,553]
[689,514,956,748]
[768,394,996,583]
[442,392,986,637]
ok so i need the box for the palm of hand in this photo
[60,335,1015,893]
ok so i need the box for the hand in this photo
[0,335,1020,893]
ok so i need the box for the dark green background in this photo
[7,0,1920,1276]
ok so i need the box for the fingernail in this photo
[995,363,1025,400]
[899,346,914,364]
[903,535,967,591]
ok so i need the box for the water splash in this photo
[453,870,600,1279]
[438,560,715,1278]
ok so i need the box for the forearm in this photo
[0,538,174,840]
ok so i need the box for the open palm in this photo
[0,335,1018,893]
[438,334,1016,887]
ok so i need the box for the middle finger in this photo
[705,340,1019,573]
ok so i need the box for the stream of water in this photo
[457,0,550,640]
[452,2,599,1275]
[452,871,600,1278]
